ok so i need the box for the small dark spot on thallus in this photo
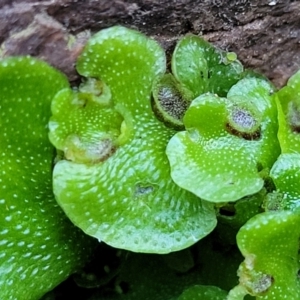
[219,204,236,217]
[135,183,154,196]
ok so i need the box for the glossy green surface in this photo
[167,78,280,202]
[171,35,244,98]
[50,26,217,253]
[230,211,300,299]
[0,57,95,300]
[3,26,300,300]
[269,71,300,211]
[270,153,300,211]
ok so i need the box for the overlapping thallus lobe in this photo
[51,26,271,256]
[3,25,299,299]
[48,26,255,299]
[160,31,300,299]
[0,57,95,300]
[227,72,300,299]
[49,26,218,254]
[49,24,299,255]
[164,34,300,299]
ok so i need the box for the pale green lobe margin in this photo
[0,57,95,300]
[166,77,280,203]
[228,211,300,300]
[50,26,217,253]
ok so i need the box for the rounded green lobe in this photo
[268,72,300,211]
[227,78,280,169]
[231,211,300,299]
[49,87,124,164]
[166,77,280,203]
[76,26,166,117]
[171,34,244,98]
[152,34,244,130]
[0,57,95,300]
[270,153,300,211]
[51,26,217,253]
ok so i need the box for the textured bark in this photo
[0,0,300,87]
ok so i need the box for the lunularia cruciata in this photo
[0,57,96,300]
[48,26,220,254]
[3,24,300,299]
[171,34,243,99]
[228,211,300,300]
[152,33,244,129]
[166,77,281,203]
[268,70,300,211]
[227,71,300,300]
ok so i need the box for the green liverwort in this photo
[167,77,280,202]
[228,211,300,300]
[268,70,300,211]
[49,26,217,254]
[152,34,244,129]
[0,57,95,300]
[171,34,243,99]
[227,70,300,300]
[276,69,300,153]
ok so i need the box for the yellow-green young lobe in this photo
[0,57,95,300]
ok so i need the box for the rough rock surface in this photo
[0,0,300,87]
